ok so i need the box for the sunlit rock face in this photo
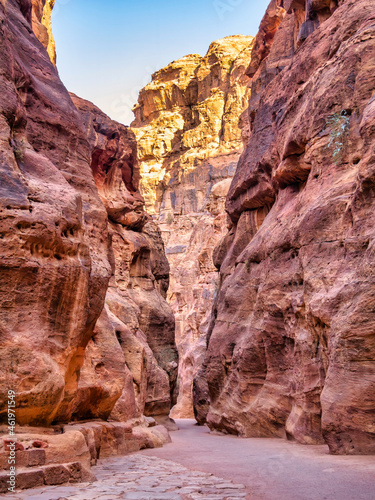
[194,0,375,455]
[71,95,179,422]
[0,0,111,426]
[131,35,254,216]
[131,36,254,417]
[31,0,56,64]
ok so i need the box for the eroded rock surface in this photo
[131,35,254,215]
[71,95,178,422]
[131,36,254,417]
[0,0,177,486]
[0,421,171,494]
[0,0,111,427]
[31,0,56,64]
[194,0,375,454]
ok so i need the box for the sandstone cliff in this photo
[0,0,111,427]
[70,95,178,423]
[131,36,254,417]
[0,1,177,489]
[194,0,375,455]
[31,0,56,64]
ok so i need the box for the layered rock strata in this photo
[131,36,254,417]
[70,95,178,422]
[0,0,177,487]
[0,0,111,428]
[194,0,375,455]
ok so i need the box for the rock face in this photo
[0,1,178,489]
[131,36,254,417]
[70,95,179,422]
[0,0,111,427]
[0,0,177,433]
[31,0,56,64]
[132,35,254,216]
[194,0,375,455]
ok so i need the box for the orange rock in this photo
[132,36,254,419]
[0,0,177,433]
[0,0,111,427]
[31,0,56,64]
[71,96,179,422]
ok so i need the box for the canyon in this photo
[0,0,374,496]
[0,0,177,492]
[130,34,254,418]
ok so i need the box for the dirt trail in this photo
[141,419,375,500]
[4,419,375,499]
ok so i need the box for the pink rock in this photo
[32,440,48,449]
[194,0,375,455]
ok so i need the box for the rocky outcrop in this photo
[194,0,375,455]
[31,0,56,64]
[0,0,177,488]
[70,95,179,422]
[132,35,254,215]
[0,0,111,427]
[131,36,254,417]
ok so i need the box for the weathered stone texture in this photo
[70,95,178,422]
[31,0,56,64]
[0,1,176,482]
[131,35,254,216]
[194,0,375,455]
[131,36,254,417]
[0,0,111,427]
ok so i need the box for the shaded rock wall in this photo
[0,0,111,426]
[131,36,254,417]
[68,95,178,423]
[0,0,177,431]
[194,0,375,455]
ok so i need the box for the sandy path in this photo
[141,419,375,500]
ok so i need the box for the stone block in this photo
[15,469,44,490]
[43,464,70,485]
[27,449,46,467]
[65,462,96,483]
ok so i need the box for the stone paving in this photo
[4,454,250,500]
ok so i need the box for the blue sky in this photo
[52,0,270,125]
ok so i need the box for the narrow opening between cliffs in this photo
[1,0,375,499]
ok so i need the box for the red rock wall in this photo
[194,0,375,454]
[131,36,254,419]
[0,0,177,428]
[66,95,178,423]
[0,0,111,425]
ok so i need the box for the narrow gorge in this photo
[130,34,254,418]
[0,0,374,497]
